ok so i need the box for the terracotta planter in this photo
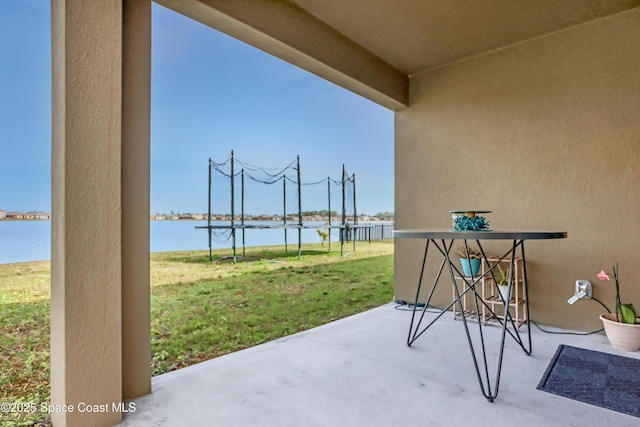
[600,313,640,351]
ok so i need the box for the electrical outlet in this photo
[575,280,592,299]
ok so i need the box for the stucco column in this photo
[121,0,152,400]
[51,0,151,425]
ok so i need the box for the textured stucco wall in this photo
[51,0,123,425]
[121,0,152,400]
[51,0,152,425]
[395,9,640,331]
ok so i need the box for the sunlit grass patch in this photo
[0,240,393,425]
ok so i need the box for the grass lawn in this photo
[0,240,393,426]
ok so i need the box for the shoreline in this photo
[0,220,394,265]
[0,241,395,266]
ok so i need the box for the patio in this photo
[50,2,639,424]
[119,304,639,427]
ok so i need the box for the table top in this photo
[393,229,567,240]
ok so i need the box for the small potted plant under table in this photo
[455,245,482,277]
[493,264,511,303]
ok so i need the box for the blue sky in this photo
[0,1,394,216]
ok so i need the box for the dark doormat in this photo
[537,344,640,418]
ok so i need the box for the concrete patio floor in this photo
[119,303,639,427]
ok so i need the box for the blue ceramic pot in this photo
[460,258,481,277]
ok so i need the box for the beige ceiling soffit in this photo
[410,5,640,79]
[155,0,409,110]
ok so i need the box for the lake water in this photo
[0,220,332,264]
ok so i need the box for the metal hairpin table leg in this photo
[407,238,532,401]
[396,228,566,402]
[479,240,532,355]
[407,239,455,346]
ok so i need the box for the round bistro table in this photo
[393,229,567,401]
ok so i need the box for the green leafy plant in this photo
[491,264,513,302]
[597,263,637,324]
[493,264,510,286]
[454,245,482,260]
[450,214,490,231]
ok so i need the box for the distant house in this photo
[6,211,25,219]
[28,211,51,220]
[0,210,5,219]
[3,211,51,220]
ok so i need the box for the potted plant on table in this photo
[455,245,482,277]
[597,263,640,351]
